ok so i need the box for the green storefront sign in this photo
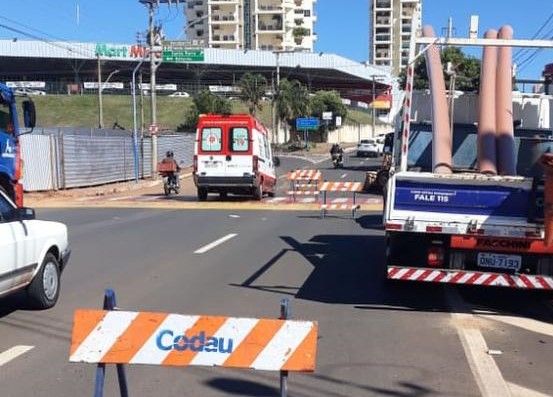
[162,49,205,63]
[95,44,129,58]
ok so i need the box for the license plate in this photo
[477,252,521,271]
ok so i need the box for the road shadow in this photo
[205,378,278,396]
[205,375,437,397]
[232,213,553,321]
[0,291,28,318]
[231,230,452,313]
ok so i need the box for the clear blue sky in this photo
[0,0,551,79]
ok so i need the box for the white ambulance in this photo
[193,114,278,201]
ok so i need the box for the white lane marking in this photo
[136,196,160,202]
[194,233,237,254]
[332,197,348,203]
[299,197,316,203]
[479,314,553,338]
[507,382,553,397]
[108,196,133,201]
[447,290,512,397]
[266,197,287,203]
[0,345,34,366]
[340,173,347,179]
[228,214,240,218]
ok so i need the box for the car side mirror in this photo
[273,156,281,167]
[23,100,36,129]
[13,207,36,221]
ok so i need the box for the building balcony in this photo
[257,24,285,33]
[210,14,239,24]
[211,34,238,43]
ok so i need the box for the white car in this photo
[357,139,381,157]
[168,91,190,98]
[0,190,70,309]
[14,88,46,96]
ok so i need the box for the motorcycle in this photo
[157,162,180,195]
[331,153,344,169]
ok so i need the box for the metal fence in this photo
[20,131,195,192]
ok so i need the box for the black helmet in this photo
[166,150,173,158]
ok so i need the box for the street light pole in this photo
[98,62,119,129]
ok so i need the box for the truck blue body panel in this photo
[0,83,19,181]
[394,179,538,218]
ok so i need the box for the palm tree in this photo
[238,73,267,115]
[275,79,310,140]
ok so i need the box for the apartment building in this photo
[370,0,421,76]
[184,0,317,51]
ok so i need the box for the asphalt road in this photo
[1,154,552,397]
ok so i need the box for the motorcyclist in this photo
[330,143,343,162]
[161,150,180,187]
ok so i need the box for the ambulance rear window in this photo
[201,127,222,151]
[230,127,249,152]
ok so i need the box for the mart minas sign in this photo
[95,44,155,59]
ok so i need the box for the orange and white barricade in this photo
[70,290,317,397]
[319,181,363,218]
[287,169,321,202]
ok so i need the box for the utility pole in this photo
[372,76,376,137]
[147,2,160,176]
[97,55,103,128]
[273,52,281,145]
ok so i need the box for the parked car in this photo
[0,190,70,309]
[357,139,381,157]
[168,91,190,98]
[14,88,46,96]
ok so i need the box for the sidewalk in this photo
[25,166,194,204]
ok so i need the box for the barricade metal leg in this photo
[321,190,327,218]
[280,298,291,397]
[93,289,129,397]
[352,192,357,219]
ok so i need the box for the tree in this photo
[238,73,267,115]
[309,90,348,141]
[309,90,347,127]
[399,47,481,92]
[275,78,310,127]
[178,90,231,131]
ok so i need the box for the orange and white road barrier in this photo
[70,310,318,372]
[319,181,363,218]
[540,153,553,245]
[287,169,321,202]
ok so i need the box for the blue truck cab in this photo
[0,83,36,206]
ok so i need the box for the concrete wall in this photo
[274,124,391,144]
[328,124,391,143]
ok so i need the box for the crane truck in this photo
[384,26,553,290]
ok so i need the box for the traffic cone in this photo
[539,153,553,245]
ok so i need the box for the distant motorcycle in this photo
[331,153,344,169]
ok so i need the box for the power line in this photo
[513,9,553,63]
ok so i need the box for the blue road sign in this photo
[295,117,320,131]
